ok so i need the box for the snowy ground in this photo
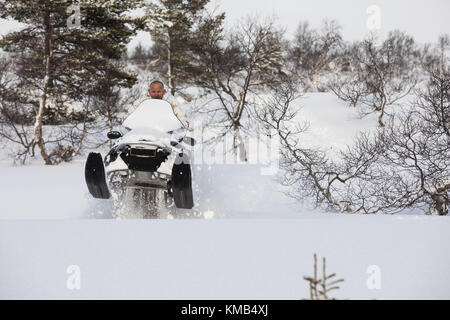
[0,93,449,299]
[2,216,449,300]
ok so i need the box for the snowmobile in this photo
[84,99,195,218]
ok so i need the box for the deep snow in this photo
[1,216,450,299]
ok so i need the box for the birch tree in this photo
[191,16,284,161]
[263,71,449,215]
[331,31,421,127]
[287,20,342,92]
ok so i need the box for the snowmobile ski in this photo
[85,152,111,199]
[171,161,194,209]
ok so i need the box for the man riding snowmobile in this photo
[85,80,195,218]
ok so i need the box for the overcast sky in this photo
[213,0,450,41]
[1,0,449,52]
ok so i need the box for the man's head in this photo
[148,81,166,99]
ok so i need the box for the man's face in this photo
[149,83,166,99]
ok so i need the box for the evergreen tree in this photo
[144,0,209,95]
[130,42,152,67]
[0,0,145,164]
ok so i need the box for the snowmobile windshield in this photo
[122,99,185,133]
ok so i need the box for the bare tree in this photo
[420,34,449,75]
[256,68,449,215]
[287,20,342,92]
[437,34,450,73]
[330,31,420,127]
[255,75,389,213]
[191,16,284,161]
[254,77,365,212]
[339,69,448,215]
[329,75,366,108]
[328,43,368,107]
[380,69,449,214]
[335,70,449,215]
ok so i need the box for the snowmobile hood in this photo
[123,99,185,133]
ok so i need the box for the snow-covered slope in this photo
[1,216,449,300]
